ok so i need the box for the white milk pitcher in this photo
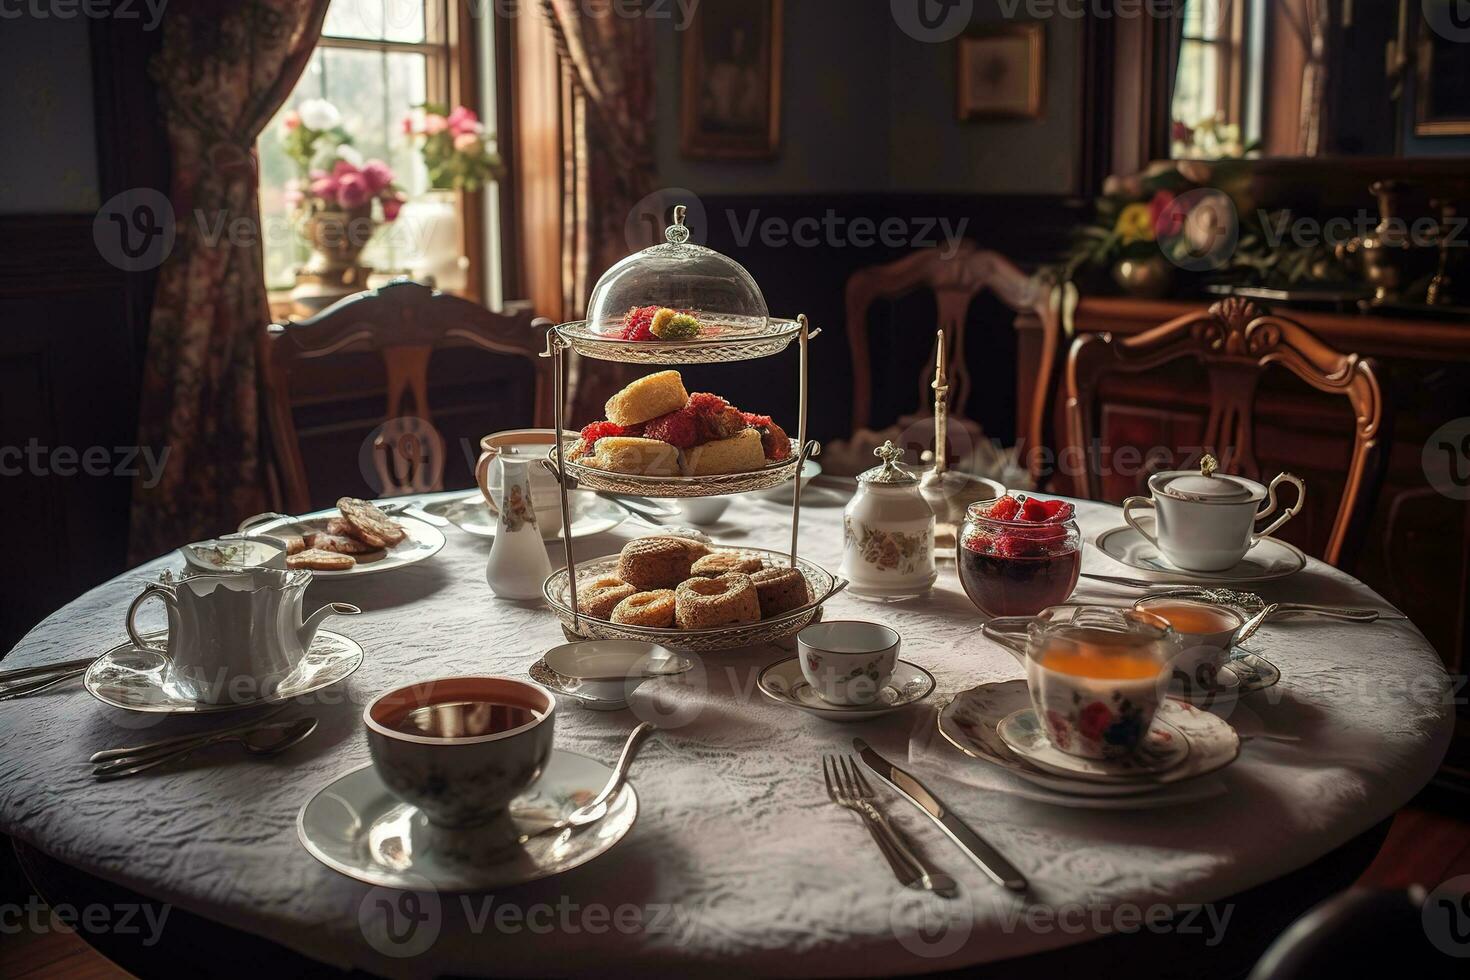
[485,453,553,600]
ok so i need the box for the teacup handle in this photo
[1121,496,1160,546]
[126,583,176,655]
[1253,473,1305,543]
[981,618,1032,659]
[474,446,500,514]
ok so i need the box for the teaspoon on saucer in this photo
[520,723,654,841]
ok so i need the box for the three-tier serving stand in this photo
[537,207,844,652]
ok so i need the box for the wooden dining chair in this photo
[841,243,1064,483]
[262,279,554,513]
[1063,297,1389,570]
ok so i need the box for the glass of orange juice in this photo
[983,606,1182,759]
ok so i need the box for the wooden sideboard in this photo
[1016,296,1470,785]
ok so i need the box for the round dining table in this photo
[0,487,1454,977]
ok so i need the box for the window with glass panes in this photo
[259,0,454,291]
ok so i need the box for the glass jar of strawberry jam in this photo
[958,495,1082,618]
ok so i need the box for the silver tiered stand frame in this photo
[539,315,822,633]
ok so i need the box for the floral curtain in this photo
[128,0,329,561]
[539,0,657,418]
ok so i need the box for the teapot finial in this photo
[1200,453,1218,478]
[874,440,903,470]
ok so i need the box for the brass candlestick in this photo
[933,329,949,476]
[919,329,1005,529]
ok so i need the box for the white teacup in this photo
[797,621,899,706]
[1122,455,1305,572]
[984,606,1179,760]
[1132,597,1245,689]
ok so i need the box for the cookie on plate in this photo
[287,549,356,571]
[337,497,406,547]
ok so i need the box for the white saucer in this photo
[1095,517,1306,583]
[297,750,637,891]
[997,708,1190,783]
[421,491,628,541]
[84,629,363,714]
[938,680,1240,799]
[1169,648,1281,705]
[757,657,935,720]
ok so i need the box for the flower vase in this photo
[398,188,467,294]
[485,454,552,600]
[291,203,378,315]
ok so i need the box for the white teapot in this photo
[1123,454,1305,572]
[126,568,358,704]
[840,441,937,598]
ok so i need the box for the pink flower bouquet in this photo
[403,103,504,192]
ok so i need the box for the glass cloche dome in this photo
[586,205,769,335]
[557,205,805,362]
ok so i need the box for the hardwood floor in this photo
[2,794,1467,979]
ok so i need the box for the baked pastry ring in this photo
[577,575,638,620]
[674,573,761,629]
[611,590,676,627]
[751,566,812,618]
[617,538,695,590]
[691,552,764,577]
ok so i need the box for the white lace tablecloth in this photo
[0,490,1454,977]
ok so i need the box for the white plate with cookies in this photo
[239,498,446,578]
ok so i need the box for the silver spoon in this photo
[90,707,288,763]
[0,666,91,702]
[521,722,654,842]
[92,717,318,780]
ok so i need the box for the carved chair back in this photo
[262,280,552,513]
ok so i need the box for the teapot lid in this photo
[858,441,919,486]
[1157,454,1256,502]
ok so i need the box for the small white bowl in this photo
[540,640,690,705]
[542,640,689,682]
[674,496,734,525]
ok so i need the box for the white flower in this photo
[334,143,363,167]
[298,98,341,132]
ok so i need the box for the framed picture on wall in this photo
[956,24,1045,121]
[681,0,783,159]
[1416,11,1470,137]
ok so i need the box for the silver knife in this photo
[854,738,1027,892]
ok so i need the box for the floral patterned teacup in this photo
[983,606,1180,759]
[797,621,900,706]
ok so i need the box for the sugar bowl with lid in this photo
[840,441,937,598]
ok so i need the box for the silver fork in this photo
[823,755,958,898]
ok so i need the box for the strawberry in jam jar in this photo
[958,495,1082,618]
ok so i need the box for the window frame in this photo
[266,1,496,313]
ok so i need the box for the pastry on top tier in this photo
[605,370,689,426]
[584,437,680,476]
[684,428,766,476]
